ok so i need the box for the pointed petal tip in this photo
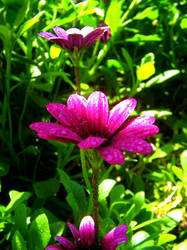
[79,216,95,247]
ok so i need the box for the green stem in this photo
[74,64,81,94]
[92,166,99,244]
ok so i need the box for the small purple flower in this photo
[39,26,109,52]
[30,91,159,165]
[46,216,128,250]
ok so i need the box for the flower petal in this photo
[98,146,125,165]
[102,225,128,250]
[46,103,76,128]
[30,122,81,142]
[50,38,71,50]
[81,26,94,37]
[84,27,105,48]
[39,32,57,39]
[67,94,89,136]
[56,236,77,249]
[53,26,68,39]
[67,222,80,243]
[106,98,137,136]
[87,91,109,135]
[68,34,84,50]
[112,136,153,154]
[79,216,95,248]
[119,124,159,139]
[78,136,106,149]
[46,245,64,250]
[126,115,156,125]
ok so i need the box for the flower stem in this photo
[74,65,80,94]
[92,166,99,243]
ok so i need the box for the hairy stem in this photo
[92,166,99,243]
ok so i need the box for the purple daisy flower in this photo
[39,26,109,52]
[46,216,128,250]
[30,91,159,165]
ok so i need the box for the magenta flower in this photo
[100,23,111,43]
[39,26,109,52]
[30,91,159,165]
[46,216,128,250]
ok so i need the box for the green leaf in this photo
[180,18,187,29]
[110,184,125,204]
[99,179,116,202]
[137,53,155,81]
[15,204,27,237]
[105,0,123,35]
[33,178,60,199]
[141,109,172,118]
[148,144,174,162]
[143,70,180,88]
[172,166,183,181]
[158,233,176,245]
[6,190,32,213]
[0,25,12,52]
[125,34,162,43]
[28,213,51,250]
[173,239,187,250]
[17,11,45,37]
[132,231,154,248]
[58,169,87,219]
[12,230,27,250]
[126,192,145,222]
[0,160,9,176]
[134,7,159,20]
[141,247,164,250]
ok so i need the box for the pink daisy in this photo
[30,91,159,165]
[46,216,128,250]
[39,26,109,52]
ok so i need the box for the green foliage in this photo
[0,0,186,249]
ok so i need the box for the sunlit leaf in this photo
[158,233,176,245]
[6,191,32,213]
[50,44,61,59]
[17,11,45,37]
[99,179,116,202]
[134,6,159,20]
[125,34,162,43]
[12,230,27,250]
[28,213,51,249]
[180,17,187,29]
[137,62,155,81]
